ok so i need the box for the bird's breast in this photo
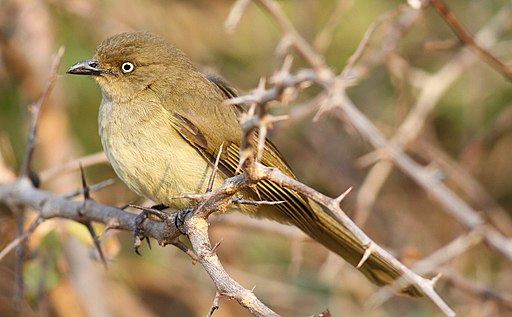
[98,95,223,208]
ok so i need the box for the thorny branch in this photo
[19,47,65,178]
[429,0,512,80]
[223,0,512,315]
[13,46,64,306]
[355,3,512,226]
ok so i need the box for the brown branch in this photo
[253,0,326,71]
[370,230,483,307]
[14,46,65,310]
[0,179,181,251]
[2,166,278,316]
[19,47,65,178]
[312,0,351,53]
[0,215,42,262]
[441,268,512,311]
[39,151,108,183]
[185,215,280,317]
[219,1,512,315]
[3,2,510,316]
[355,4,512,226]
[225,0,252,33]
[248,163,454,316]
[429,0,512,80]
[341,4,409,78]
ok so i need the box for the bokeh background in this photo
[1,0,511,316]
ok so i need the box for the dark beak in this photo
[66,58,109,76]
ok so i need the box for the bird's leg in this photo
[132,204,169,255]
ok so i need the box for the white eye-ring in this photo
[121,62,135,73]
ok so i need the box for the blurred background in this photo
[1,0,511,316]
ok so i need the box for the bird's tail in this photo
[290,197,423,297]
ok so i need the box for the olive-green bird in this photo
[67,32,420,296]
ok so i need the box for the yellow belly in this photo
[98,96,224,209]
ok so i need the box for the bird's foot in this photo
[133,204,169,255]
[174,206,196,235]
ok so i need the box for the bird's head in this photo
[67,32,193,102]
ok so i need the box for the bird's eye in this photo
[121,62,135,73]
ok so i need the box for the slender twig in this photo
[79,164,107,268]
[369,230,483,308]
[207,144,224,193]
[313,0,351,53]
[355,4,512,226]
[440,268,512,310]
[225,0,251,33]
[342,4,408,77]
[19,47,65,178]
[253,0,325,71]
[15,46,64,309]
[39,151,108,183]
[186,216,280,317]
[231,196,285,206]
[62,179,115,199]
[207,291,221,317]
[0,215,43,262]
[171,240,199,264]
[429,0,512,80]
[0,179,181,247]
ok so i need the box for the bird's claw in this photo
[174,206,195,235]
[133,204,169,255]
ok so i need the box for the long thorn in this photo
[207,143,224,193]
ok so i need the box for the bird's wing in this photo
[167,74,310,220]
[171,112,208,150]
[168,74,423,296]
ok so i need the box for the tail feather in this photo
[295,199,423,297]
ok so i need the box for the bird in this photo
[67,31,420,296]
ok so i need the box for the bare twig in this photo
[225,0,251,33]
[185,215,280,317]
[313,0,351,53]
[441,268,512,311]
[231,196,285,206]
[39,151,108,183]
[429,0,512,80]
[79,164,107,268]
[62,179,115,199]
[19,47,65,178]
[207,291,221,317]
[370,230,484,308]
[341,4,408,78]
[218,1,512,315]
[253,0,326,71]
[0,179,181,249]
[0,215,42,262]
[207,144,224,193]
[14,46,65,308]
[171,240,199,264]
[355,4,512,226]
